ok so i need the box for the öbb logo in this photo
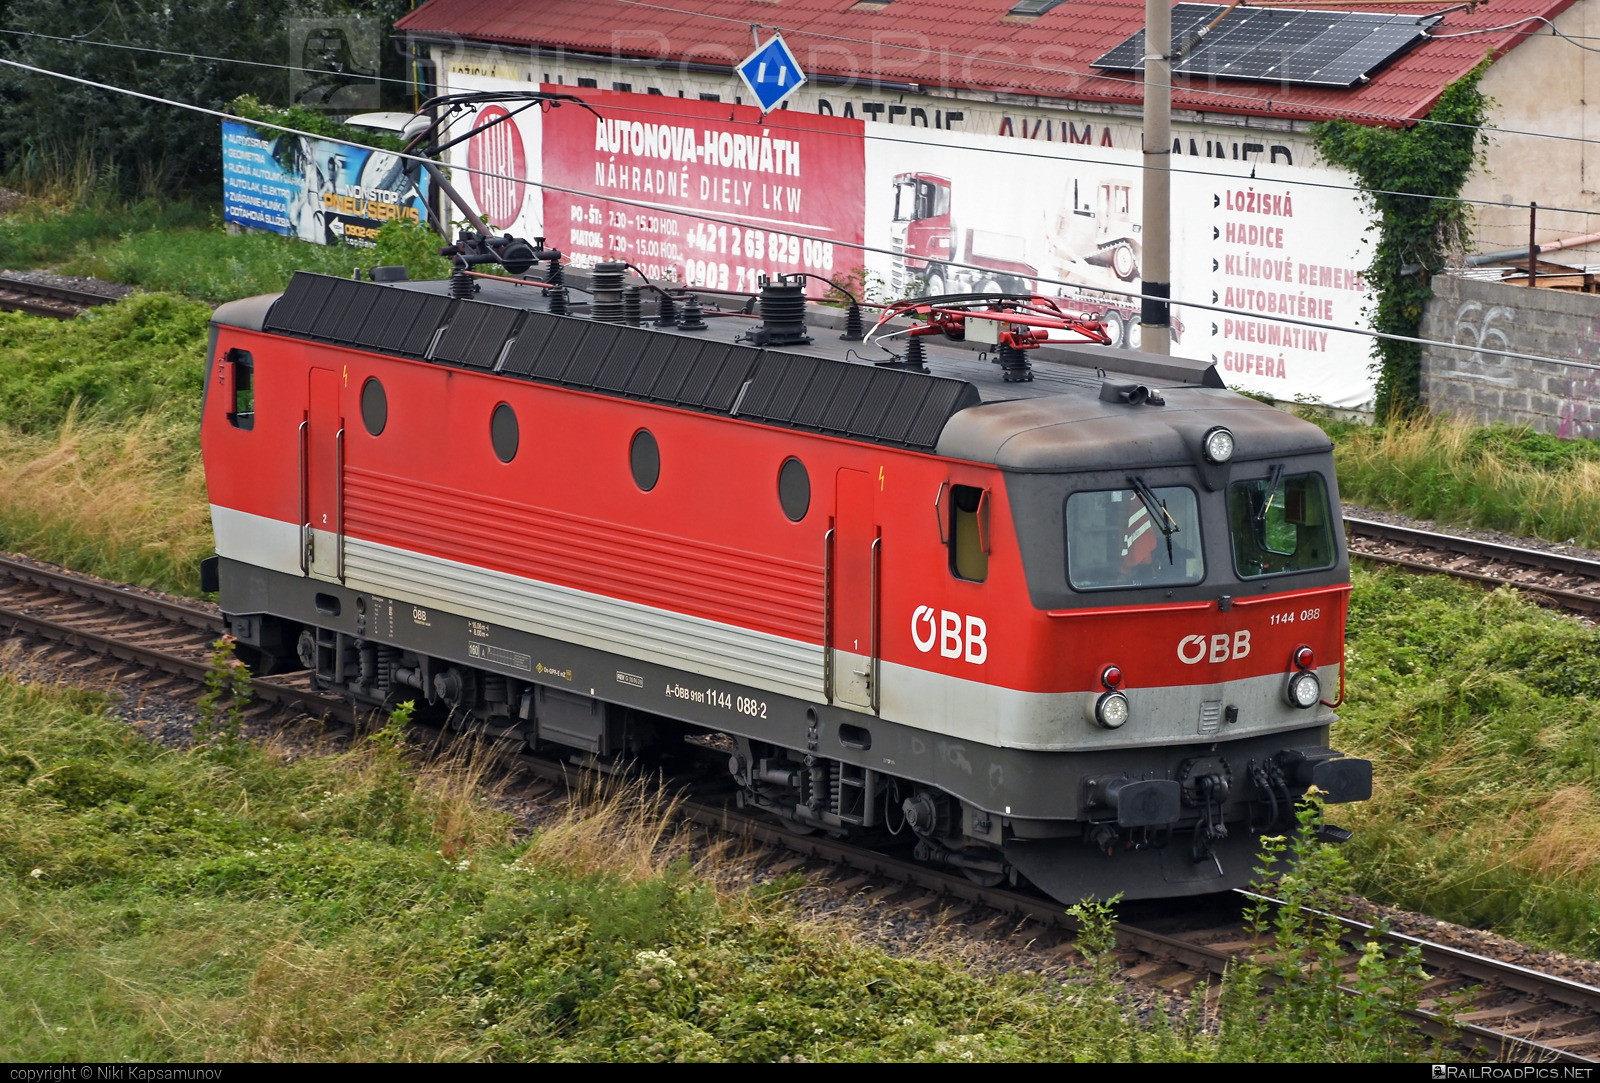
[911,607,987,664]
[1178,631,1251,664]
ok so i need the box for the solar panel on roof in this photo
[1092,4,1438,89]
[1007,0,1069,16]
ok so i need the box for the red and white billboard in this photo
[467,105,529,230]
[539,90,865,298]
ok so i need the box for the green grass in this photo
[0,293,211,594]
[56,226,375,305]
[3,195,450,305]
[1318,413,1600,548]
[0,199,215,270]
[2,680,1266,1063]
[1336,564,1600,954]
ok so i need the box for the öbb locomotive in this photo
[200,264,1370,902]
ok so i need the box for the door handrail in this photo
[870,533,881,715]
[822,526,834,704]
[297,418,309,576]
[335,425,345,582]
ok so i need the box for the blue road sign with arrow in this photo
[737,34,806,113]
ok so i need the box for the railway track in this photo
[4,550,1600,1060]
[1345,516,1600,616]
[0,272,128,319]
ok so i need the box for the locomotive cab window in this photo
[1065,484,1203,590]
[1228,470,1335,579]
[225,349,254,430]
[949,484,988,582]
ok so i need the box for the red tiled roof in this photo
[396,0,1575,125]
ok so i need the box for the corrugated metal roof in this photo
[395,0,1575,124]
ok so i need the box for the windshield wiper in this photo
[1256,463,1285,523]
[1129,475,1179,566]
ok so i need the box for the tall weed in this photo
[1218,799,1430,1061]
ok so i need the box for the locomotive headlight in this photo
[1091,690,1131,729]
[1202,426,1236,464]
[1286,670,1321,709]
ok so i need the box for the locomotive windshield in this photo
[1228,471,1336,578]
[1065,486,1204,590]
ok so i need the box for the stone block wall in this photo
[1420,273,1600,439]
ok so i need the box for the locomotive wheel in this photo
[962,866,1006,888]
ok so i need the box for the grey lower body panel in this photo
[220,556,1335,827]
[1007,825,1269,902]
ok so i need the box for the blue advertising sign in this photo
[221,119,430,248]
[736,35,806,113]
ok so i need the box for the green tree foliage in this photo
[0,2,416,198]
[1310,64,1490,420]
[374,218,452,280]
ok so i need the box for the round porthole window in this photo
[360,377,387,436]
[490,402,519,463]
[630,429,660,491]
[778,457,810,521]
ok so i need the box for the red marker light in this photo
[1294,646,1314,671]
[1101,665,1123,689]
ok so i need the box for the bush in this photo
[374,219,451,281]
[1218,798,1431,1061]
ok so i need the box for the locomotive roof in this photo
[216,271,1332,470]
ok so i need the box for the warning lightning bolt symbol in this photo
[879,466,885,490]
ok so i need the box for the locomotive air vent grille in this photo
[792,363,849,428]
[351,288,406,351]
[264,272,332,336]
[619,336,680,398]
[595,327,649,391]
[651,339,708,402]
[261,273,981,452]
[396,295,454,356]
[310,278,369,340]
[676,342,736,407]
[705,345,763,412]
[819,366,877,432]
[432,300,523,369]
[1199,700,1223,736]
[565,323,623,387]
[877,379,934,444]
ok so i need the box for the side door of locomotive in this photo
[832,468,879,712]
[303,366,344,582]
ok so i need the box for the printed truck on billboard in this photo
[538,89,865,298]
[221,119,430,248]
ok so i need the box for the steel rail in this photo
[0,275,122,319]
[1345,516,1600,616]
[0,596,350,724]
[0,556,223,632]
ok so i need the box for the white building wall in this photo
[1462,0,1600,261]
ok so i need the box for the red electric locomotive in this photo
[200,256,1369,902]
